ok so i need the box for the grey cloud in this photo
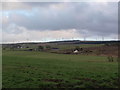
[3,2,118,38]
[2,2,61,10]
[24,2,61,7]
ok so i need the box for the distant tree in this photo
[10,46,15,51]
[75,46,80,51]
[105,43,109,46]
[46,45,51,50]
[26,46,29,48]
[38,46,44,51]
[2,47,6,50]
[117,57,119,62]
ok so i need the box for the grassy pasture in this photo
[2,50,118,88]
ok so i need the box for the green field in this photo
[2,50,118,88]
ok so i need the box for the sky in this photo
[1,0,118,43]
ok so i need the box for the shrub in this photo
[38,46,44,51]
[107,56,114,62]
[46,45,51,50]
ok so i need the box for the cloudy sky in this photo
[1,1,118,43]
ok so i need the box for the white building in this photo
[73,50,79,54]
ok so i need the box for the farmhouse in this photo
[73,50,79,54]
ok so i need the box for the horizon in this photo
[1,39,119,44]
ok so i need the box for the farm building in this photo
[73,50,79,54]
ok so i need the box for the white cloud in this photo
[2,26,81,43]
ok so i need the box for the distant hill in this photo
[48,40,120,44]
[2,40,120,45]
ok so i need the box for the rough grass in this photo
[2,50,118,88]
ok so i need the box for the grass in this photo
[2,50,118,88]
